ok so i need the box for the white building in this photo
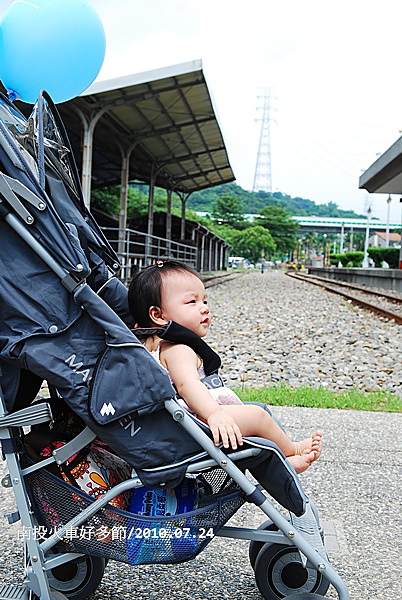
[368,231,401,248]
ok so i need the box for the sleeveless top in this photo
[149,342,242,411]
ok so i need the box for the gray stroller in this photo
[0,91,350,600]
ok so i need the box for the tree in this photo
[203,220,242,249]
[127,187,149,216]
[91,185,120,214]
[91,185,179,219]
[255,206,298,256]
[235,226,276,262]
[212,193,245,227]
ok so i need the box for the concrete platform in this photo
[309,266,402,292]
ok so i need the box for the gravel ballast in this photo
[207,271,402,396]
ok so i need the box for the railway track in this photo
[202,271,245,288]
[286,270,402,324]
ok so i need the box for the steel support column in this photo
[118,141,140,256]
[180,196,186,240]
[200,232,205,272]
[76,106,109,208]
[166,189,172,255]
[145,166,156,265]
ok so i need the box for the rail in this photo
[202,271,245,288]
[287,271,402,324]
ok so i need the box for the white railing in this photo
[101,227,198,285]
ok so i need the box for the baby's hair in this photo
[128,259,201,327]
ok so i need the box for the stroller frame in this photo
[0,92,350,600]
[0,390,350,600]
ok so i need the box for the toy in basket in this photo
[40,438,132,510]
[127,476,200,564]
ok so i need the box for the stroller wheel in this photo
[249,519,278,569]
[284,594,328,599]
[254,544,330,600]
[47,555,107,600]
[47,592,69,600]
[32,589,69,600]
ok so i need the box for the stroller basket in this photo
[26,465,245,566]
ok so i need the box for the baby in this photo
[128,260,322,474]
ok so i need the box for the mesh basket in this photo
[26,466,245,566]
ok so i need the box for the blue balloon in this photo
[0,0,106,104]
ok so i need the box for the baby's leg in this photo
[223,405,322,466]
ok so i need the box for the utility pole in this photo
[253,89,273,193]
[385,194,391,247]
[399,197,402,269]
[362,205,372,268]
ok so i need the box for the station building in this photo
[6,60,235,274]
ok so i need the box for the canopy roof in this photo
[359,135,402,194]
[57,60,235,194]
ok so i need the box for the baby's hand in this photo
[207,410,243,449]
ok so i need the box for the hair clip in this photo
[156,260,164,268]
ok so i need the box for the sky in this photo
[1,0,402,223]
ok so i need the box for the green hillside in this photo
[187,182,364,218]
[91,181,365,221]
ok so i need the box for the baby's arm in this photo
[161,343,243,449]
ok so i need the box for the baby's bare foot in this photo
[311,430,323,461]
[294,430,323,462]
[288,449,317,474]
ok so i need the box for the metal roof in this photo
[56,60,235,194]
[359,135,402,194]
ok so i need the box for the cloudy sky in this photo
[1,0,402,223]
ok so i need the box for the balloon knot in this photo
[7,89,18,101]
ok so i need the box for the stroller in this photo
[0,91,350,600]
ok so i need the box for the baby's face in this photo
[159,272,210,337]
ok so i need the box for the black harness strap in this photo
[134,320,221,376]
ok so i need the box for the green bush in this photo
[367,247,383,267]
[323,248,400,269]
[328,253,350,267]
[383,247,400,268]
[343,251,364,267]
[329,251,363,267]
[328,253,341,266]
[340,254,351,267]
[368,247,400,268]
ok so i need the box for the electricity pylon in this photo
[253,89,273,193]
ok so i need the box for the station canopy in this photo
[359,135,402,195]
[56,59,235,194]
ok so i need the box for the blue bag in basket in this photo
[127,476,198,564]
